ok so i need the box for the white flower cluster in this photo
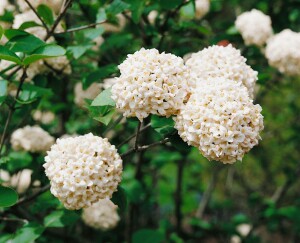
[235,9,273,46]
[74,82,103,107]
[174,77,264,164]
[186,45,258,98]
[82,199,120,230]
[44,133,123,210]
[103,78,117,90]
[111,48,194,121]
[17,0,63,14]
[45,56,72,75]
[0,169,33,194]
[265,29,300,76]
[0,0,14,15]
[32,110,55,124]
[195,0,210,20]
[11,126,55,153]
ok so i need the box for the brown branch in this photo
[121,137,170,159]
[14,184,50,207]
[103,114,124,137]
[134,121,142,150]
[55,20,107,34]
[24,0,50,33]
[0,217,28,224]
[117,123,151,149]
[44,0,73,41]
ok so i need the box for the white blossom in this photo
[11,126,55,153]
[174,77,264,164]
[32,110,55,124]
[186,44,258,98]
[17,0,63,14]
[74,82,103,107]
[82,199,120,230]
[44,133,123,210]
[235,9,273,46]
[195,0,210,19]
[111,48,195,121]
[265,29,300,76]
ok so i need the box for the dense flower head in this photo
[186,44,258,98]
[44,133,123,210]
[74,82,103,107]
[265,29,300,76]
[11,126,55,153]
[174,77,264,164]
[235,9,273,46]
[82,199,120,230]
[111,48,195,121]
[195,0,210,19]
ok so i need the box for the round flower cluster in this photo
[45,56,72,75]
[0,169,33,194]
[195,0,210,20]
[11,126,55,153]
[235,9,273,46]
[265,29,300,76]
[32,110,55,124]
[174,77,264,164]
[74,82,103,107]
[111,48,194,121]
[17,0,63,14]
[186,44,258,98]
[82,199,120,230]
[43,133,123,210]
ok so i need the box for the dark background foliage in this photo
[0,0,300,242]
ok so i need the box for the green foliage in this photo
[0,46,22,64]
[132,229,165,243]
[0,186,18,207]
[37,4,54,26]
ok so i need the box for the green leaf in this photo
[106,0,130,15]
[226,25,238,35]
[111,186,127,213]
[82,27,104,40]
[37,4,54,25]
[93,108,116,125]
[132,229,165,243]
[5,30,45,53]
[18,83,53,104]
[96,8,107,23]
[91,88,115,107]
[169,134,191,153]
[0,25,3,39]
[83,64,117,88]
[18,21,41,31]
[11,222,44,243]
[180,1,195,20]
[67,44,92,59]
[7,151,33,171]
[159,0,182,10]
[0,186,18,207]
[122,179,144,203]
[23,44,66,65]
[0,80,7,105]
[44,210,79,228]
[0,46,21,64]
[151,115,175,136]
[126,0,145,23]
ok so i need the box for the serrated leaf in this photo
[23,44,66,65]
[91,88,115,107]
[0,186,18,207]
[37,4,54,25]
[0,46,21,64]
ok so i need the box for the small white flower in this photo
[195,0,210,19]
[82,199,120,230]
[174,77,264,164]
[32,110,55,124]
[265,29,300,76]
[44,133,123,210]
[235,9,273,46]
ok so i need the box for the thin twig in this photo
[103,114,124,136]
[44,0,73,41]
[55,20,107,34]
[0,68,27,158]
[24,0,50,33]
[134,121,142,150]
[117,123,151,149]
[0,217,28,224]
[121,137,170,158]
[14,184,50,207]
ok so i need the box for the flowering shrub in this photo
[0,0,300,242]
